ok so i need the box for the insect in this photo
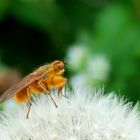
[0,60,67,118]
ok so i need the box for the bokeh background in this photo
[0,0,140,107]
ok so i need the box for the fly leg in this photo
[38,82,58,108]
[26,87,32,119]
[48,93,58,108]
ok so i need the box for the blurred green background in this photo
[0,0,140,103]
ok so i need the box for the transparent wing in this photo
[0,73,42,103]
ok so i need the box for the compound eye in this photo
[58,64,64,70]
[53,61,64,70]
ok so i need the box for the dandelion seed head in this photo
[0,88,140,140]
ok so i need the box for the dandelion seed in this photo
[0,88,140,140]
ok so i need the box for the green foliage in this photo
[67,4,140,102]
[0,0,140,102]
[0,0,9,21]
[93,5,140,102]
[0,104,3,111]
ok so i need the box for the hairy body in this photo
[0,60,67,118]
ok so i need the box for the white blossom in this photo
[0,88,140,140]
[66,45,88,71]
[87,55,110,80]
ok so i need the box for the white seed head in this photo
[0,88,140,140]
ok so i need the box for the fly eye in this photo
[54,62,64,70]
[58,64,64,70]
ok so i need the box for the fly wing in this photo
[0,73,42,103]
